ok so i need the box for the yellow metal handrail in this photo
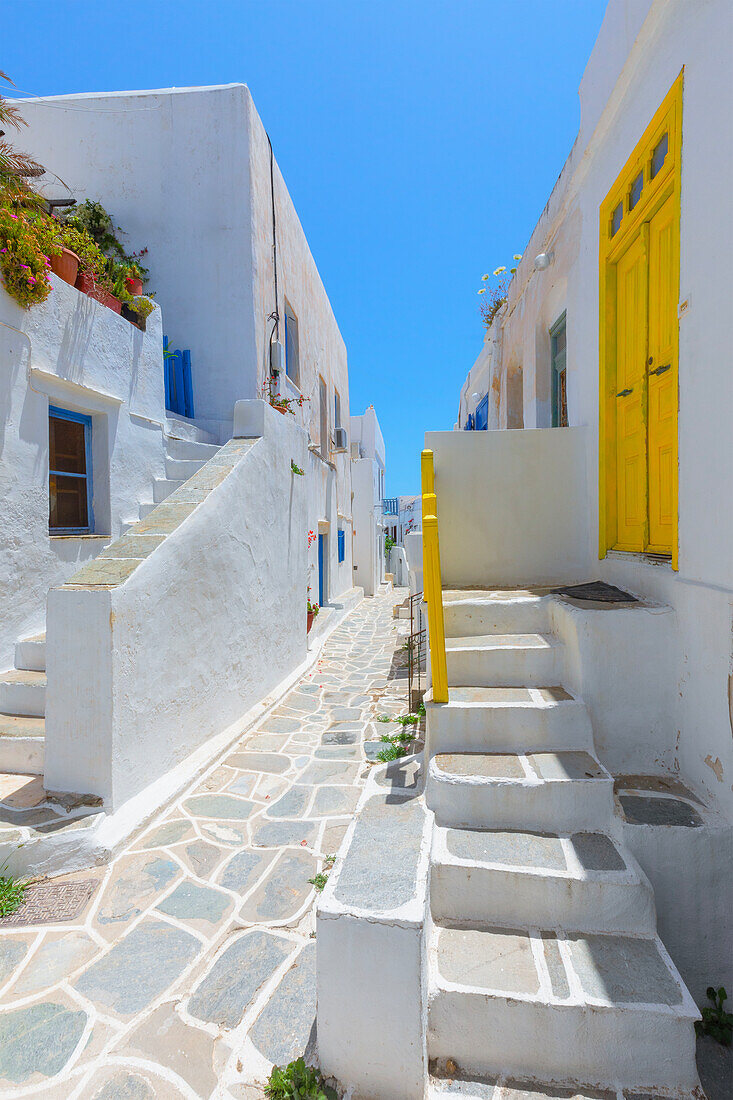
[421,450,448,703]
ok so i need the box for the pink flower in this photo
[27,276,36,286]
[9,214,18,220]
[19,263,29,270]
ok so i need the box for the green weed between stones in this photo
[308,872,329,892]
[265,1057,338,1099]
[0,856,25,918]
[696,986,732,1046]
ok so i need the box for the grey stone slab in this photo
[251,820,319,849]
[446,829,566,871]
[259,717,302,735]
[320,822,350,856]
[0,1001,87,1085]
[528,752,604,781]
[314,745,361,760]
[226,774,258,798]
[431,1073,497,1097]
[620,794,703,828]
[76,920,199,1015]
[310,786,361,817]
[321,730,358,745]
[374,756,422,792]
[13,931,97,995]
[568,934,682,1005]
[90,1070,157,1098]
[438,927,539,995]
[541,932,570,999]
[266,785,313,819]
[96,855,179,927]
[297,760,360,785]
[124,1001,219,1097]
[436,753,525,779]
[65,557,141,587]
[98,534,164,560]
[571,833,626,871]
[0,939,28,986]
[226,751,290,774]
[218,848,276,895]
[156,882,231,924]
[137,819,193,849]
[183,795,255,820]
[695,1031,733,1100]
[364,741,387,761]
[325,721,364,733]
[188,929,292,1028]
[239,849,317,922]
[334,795,425,911]
[199,822,249,846]
[246,734,290,751]
[180,840,223,878]
[250,942,316,1065]
[503,1084,613,1100]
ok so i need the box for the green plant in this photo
[385,534,395,556]
[265,1058,337,1100]
[696,987,732,1046]
[0,196,53,307]
[376,743,408,763]
[308,871,329,892]
[0,853,25,918]
[307,587,320,617]
[377,712,420,726]
[477,256,522,329]
[379,730,416,745]
[291,460,305,476]
[0,71,45,199]
[324,854,336,865]
[131,295,156,322]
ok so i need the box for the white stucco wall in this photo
[454,0,733,819]
[351,407,386,597]
[45,401,307,809]
[16,85,257,434]
[0,277,166,669]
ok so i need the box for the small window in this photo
[650,132,668,178]
[284,303,299,386]
[49,406,93,533]
[628,170,644,211]
[550,313,568,428]
[610,202,623,237]
[334,388,341,429]
[338,528,345,563]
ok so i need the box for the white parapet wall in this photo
[45,400,308,810]
[425,426,593,588]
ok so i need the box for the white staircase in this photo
[425,589,700,1096]
[0,633,46,774]
[122,428,219,530]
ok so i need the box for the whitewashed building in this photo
[0,84,360,870]
[318,2,732,1097]
[350,405,386,597]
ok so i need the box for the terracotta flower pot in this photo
[307,609,315,633]
[50,248,79,286]
[126,275,143,296]
[75,271,103,300]
[101,291,122,314]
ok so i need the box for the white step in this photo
[164,415,217,445]
[0,670,47,718]
[153,477,185,503]
[425,687,593,755]
[0,713,44,774]
[443,591,551,637]
[165,437,219,461]
[138,502,157,520]
[14,633,46,673]
[428,925,699,1091]
[445,633,563,687]
[426,750,614,832]
[430,826,656,934]
[165,455,205,480]
[429,1072,700,1100]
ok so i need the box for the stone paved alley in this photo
[0,589,413,1099]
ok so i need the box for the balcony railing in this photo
[382,497,398,515]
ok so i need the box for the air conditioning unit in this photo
[332,426,348,451]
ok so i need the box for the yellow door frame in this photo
[599,71,683,569]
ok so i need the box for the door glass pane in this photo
[611,203,623,237]
[50,416,86,475]
[651,132,668,178]
[50,473,89,529]
[628,170,644,211]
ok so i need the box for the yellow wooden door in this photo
[647,192,677,553]
[614,230,648,551]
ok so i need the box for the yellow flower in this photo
[493,266,506,276]
[513,254,523,261]
[478,288,486,294]
[481,273,489,281]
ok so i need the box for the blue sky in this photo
[6,0,607,495]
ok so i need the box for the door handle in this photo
[616,388,633,397]
[649,364,671,377]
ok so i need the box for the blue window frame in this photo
[49,406,94,534]
[337,528,345,563]
[475,395,489,431]
[284,304,299,385]
[550,312,568,427]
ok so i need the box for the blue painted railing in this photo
[164,337,195,419]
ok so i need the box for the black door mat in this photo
[553,581,638,603]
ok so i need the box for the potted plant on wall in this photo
[307,588,320,633]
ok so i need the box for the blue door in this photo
[318,534,325,606]
[475,395,489,431]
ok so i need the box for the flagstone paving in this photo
[0,587,414,1099]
